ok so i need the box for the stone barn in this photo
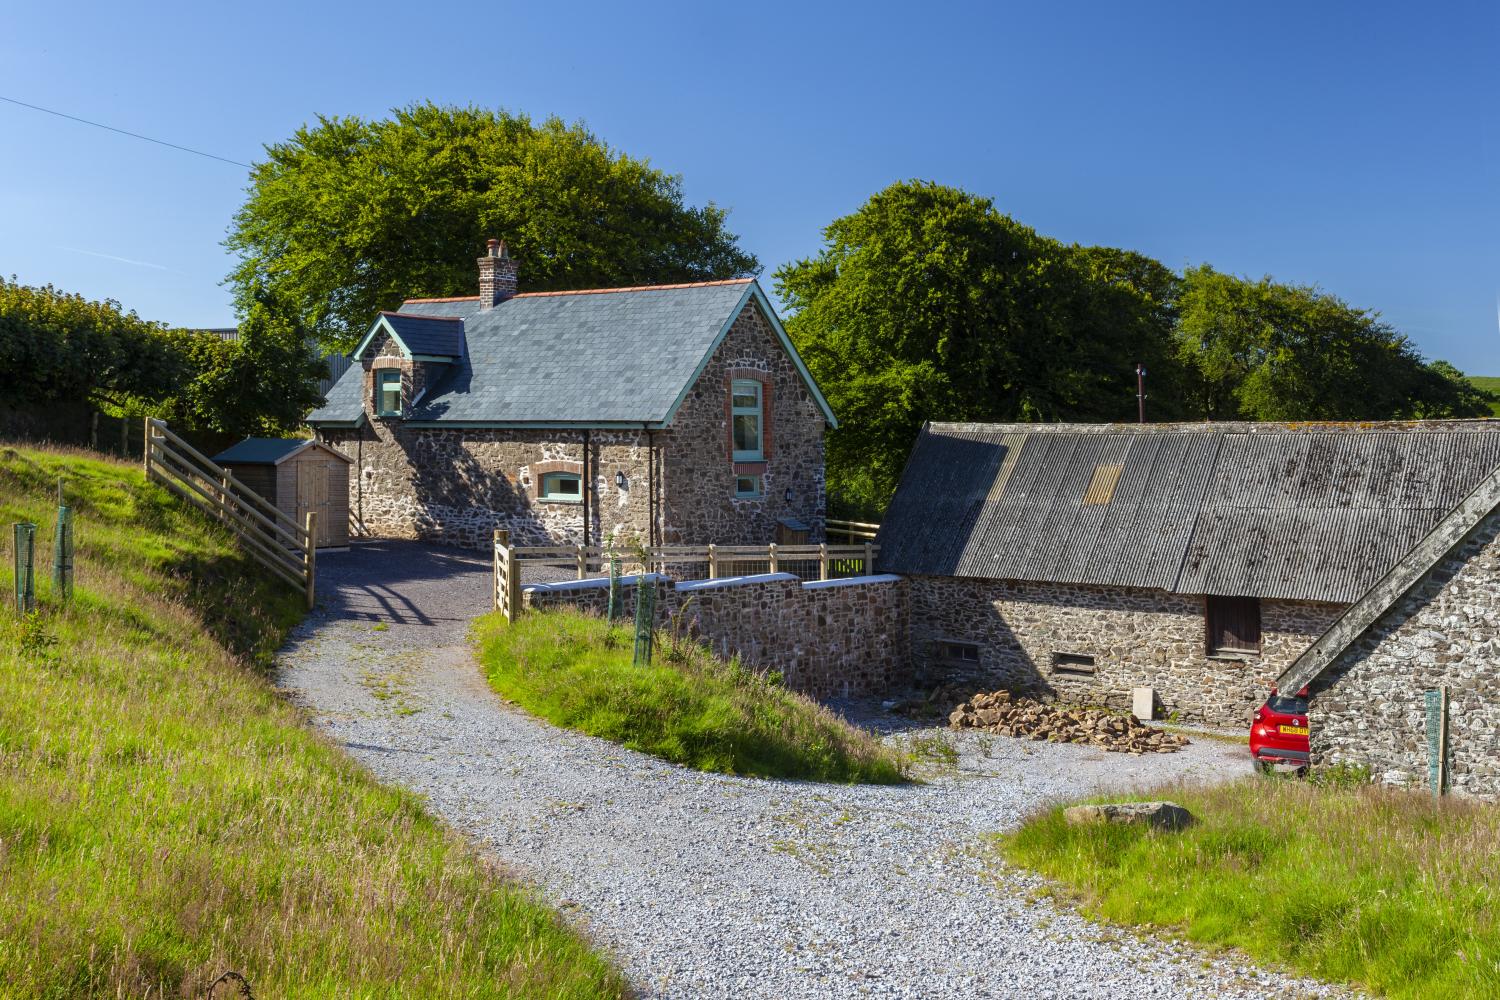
[876,421,1500,727]
[213,438,352,548]
[1277,463,1500,799]
[307,239,836,550]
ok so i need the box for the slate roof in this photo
[213,438,349,465]
[375,312,465,356]
[307,279,832,428]
[877,421,1500,604]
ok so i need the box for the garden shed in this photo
[213,438,352,548]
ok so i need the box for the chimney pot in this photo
[477,236,518,308]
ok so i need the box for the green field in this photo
[0,446,625,998]
[475,608,907,783]
[1468,376,1500,416]
[1001,776,1500,998]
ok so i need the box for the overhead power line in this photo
[0,94,252,168]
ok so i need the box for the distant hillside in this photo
[1468,376,1500,416]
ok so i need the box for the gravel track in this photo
[276,541,1354,999]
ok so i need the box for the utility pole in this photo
[1136,364,1147,423]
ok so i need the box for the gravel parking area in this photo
[277,541,1354,999]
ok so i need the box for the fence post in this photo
[303,511,317,611]
[13,522,36,615]
[819,542,829,582]
[493,529,506,612]
[219,473,233,526]
[52,503,73,602]
[506,540,521,623]
[768,542,779,574]
[863,541,875,576]
[576,543,587,580]
[141,418,152,476]
[707,543,718,580]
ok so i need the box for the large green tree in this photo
[228,103,759,350]
[1175,266,1491,421]
[775,181,1181,516]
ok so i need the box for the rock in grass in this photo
[1063,801,1194,831]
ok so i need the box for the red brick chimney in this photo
[478,238,518,308]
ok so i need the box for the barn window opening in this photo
[540,472,582,503]
[1206,595,1261,656]
[1051,652,1097,676]
[732,380,763,461]
[376,370,402,417]
[735,474,762,498]
[940,641,980,663]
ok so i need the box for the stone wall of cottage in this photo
[523,573,909,698]
[1309,512,1500,799]
[659,298,827,544]
[320,423,657,549]
[905,575,1344,726]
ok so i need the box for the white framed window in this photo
[735,473,762,498]
[540,471,582,503]
[731,380,763,461]
[376,369,402,417]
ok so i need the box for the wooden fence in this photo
[492,531,880,620]
[826,518,879,542]
[143,419,316,609]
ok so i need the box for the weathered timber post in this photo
[303,511,317,611]
[141,418,152,475]
[818,542,830,581]
[576,543,587,580]
[607,553,621,623]
[219,473,233,526]
[505,535,520,624]
[863,541,875,577]
[707,543,718,580]
[13,522,37,614]
[768,542,779,574]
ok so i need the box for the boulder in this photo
[1063,801,1194,831]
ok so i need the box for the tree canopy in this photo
[779,181,1492,517]
[774,181,1181,516]
[1,277,325,438]
[228,103,760,350]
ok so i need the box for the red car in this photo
[1250,687,1310,773]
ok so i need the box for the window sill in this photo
[1207,650,1259,661]
[537,498,582,505]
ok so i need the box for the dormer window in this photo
[376,370,402,417]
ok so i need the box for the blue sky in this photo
[3,1,1496,372]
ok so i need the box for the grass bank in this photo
[1468,375,1500,416]
[0,445,624,999]
[474,608,907,783]
[1001,776,1500,998]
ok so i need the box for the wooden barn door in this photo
[296,460,333,546]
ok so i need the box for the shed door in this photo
[296,460,333,546]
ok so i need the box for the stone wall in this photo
[1309,512,1500,799]
[658,297,827,544]
[319,296,828,550]
[523,572,909,698]
[321,425,655,549]
[906,575,1344,727]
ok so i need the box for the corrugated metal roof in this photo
[878,421,1500,603]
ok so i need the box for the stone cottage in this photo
[1276,463,1500,798]
[876,420,1500,727]
[307,240,837,548]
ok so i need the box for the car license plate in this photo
[1279,725,1309,736]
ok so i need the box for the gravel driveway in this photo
[277,541,1352,1000]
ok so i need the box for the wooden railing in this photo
[143,419,316,609]
[492,532,880,621]
[826,518,879,542]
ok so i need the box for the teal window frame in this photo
[734,473,762,499]
[731,380,763,462]
[375,369,403,417]
[540,471,583,503]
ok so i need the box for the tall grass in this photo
[0,445,625,998]
[1002,776,1500,998]
[474,609,907,783]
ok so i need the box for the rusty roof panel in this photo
[878,422,1500,603]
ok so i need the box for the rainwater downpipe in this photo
[582,428,591,550]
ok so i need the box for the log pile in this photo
[948,690,1189,754]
